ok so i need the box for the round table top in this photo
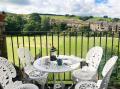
[33,55,81,73]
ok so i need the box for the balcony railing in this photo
[3,31,120,84]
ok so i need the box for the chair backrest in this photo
[0,62,14,89]
[17,48,34,67]
[86,46,103,70]
[99,56,118,89]
[0,57,16,78]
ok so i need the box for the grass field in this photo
[6,36,120,82]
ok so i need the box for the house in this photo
[90,21,120,32]
[90,21,109,31]
[50,19,89,29]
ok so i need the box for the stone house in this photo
[50,19,89,29]
[90,21,109,31]
[90,21,120,32]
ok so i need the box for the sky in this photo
[0,0,120,18]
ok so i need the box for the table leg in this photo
[53,73,57,89]
[53,72,66,89]
[53,73,65,89]
[59,73,65,89]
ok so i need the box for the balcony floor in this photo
[36,84,120,89]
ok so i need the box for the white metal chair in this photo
[17,48,48,89]
[0,57,17,78]
[72,46,103,82]
[74,56,118,89]
[0,57,39,89]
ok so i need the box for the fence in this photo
[3,31,120,84]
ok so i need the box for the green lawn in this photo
[41,15,79,20]
[6,36,120,82]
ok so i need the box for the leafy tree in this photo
[103,16,108,18]
[89,16,93,18]
[79,16,92,21]
[23,20,41,32]
[29,13,41,23]
[23,13,41,32]
[60,22,68,31]
[41,17,51,31]
[113,18,119,22]
[5,15,25,31]
[65,14,69,17]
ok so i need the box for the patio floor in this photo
[36,84,120,89]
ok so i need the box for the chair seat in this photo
[74,56,118,89]
[14,84,39,89]
[17,48,48,89]
[14,81,23,86]
[24,66,48,79]
[75,81,98,89]
[72,68,97,82]
[0,57,39,89]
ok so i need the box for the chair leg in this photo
[61,82,65,89]
[46,80,51,89]
[41,84,45,89]
[68,82,74,89]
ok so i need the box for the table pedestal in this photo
[53,73,65,89]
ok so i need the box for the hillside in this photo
[4,12,120,32]
[6,12,117,22]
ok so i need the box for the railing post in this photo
[0,11,7,58]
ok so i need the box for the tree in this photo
[60,22,68,31]
[23,13,41,32]
[103,16,108,18]
[23,20,41,32]
[65,14,69,17]
[41,17,51,31]
[113,18,119,22]
[29,13,41,23]
[89,16,93,18]
[79,16,92,21]
[5,15,25,31]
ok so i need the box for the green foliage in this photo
[59,22,68,31]
[113,18,120,22]
[23,13,41,32]
[79,16,93,21]
[5,15,25,31]
[89,17,113,22]
[103,15,108,18]
[5,13,119,33]
[23,21,41,32]
[29,13,41,23]
[41,17,51,31]
[65,14,76,17]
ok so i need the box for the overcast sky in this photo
[0,0,120,18]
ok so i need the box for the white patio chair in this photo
[0,57,16,78]
[72,46,103,82]
[0,57,23,86]
[17,48,48,89]
[74,56,118,89]
[0,57,39,89]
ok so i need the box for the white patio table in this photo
[33,55,81,89]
